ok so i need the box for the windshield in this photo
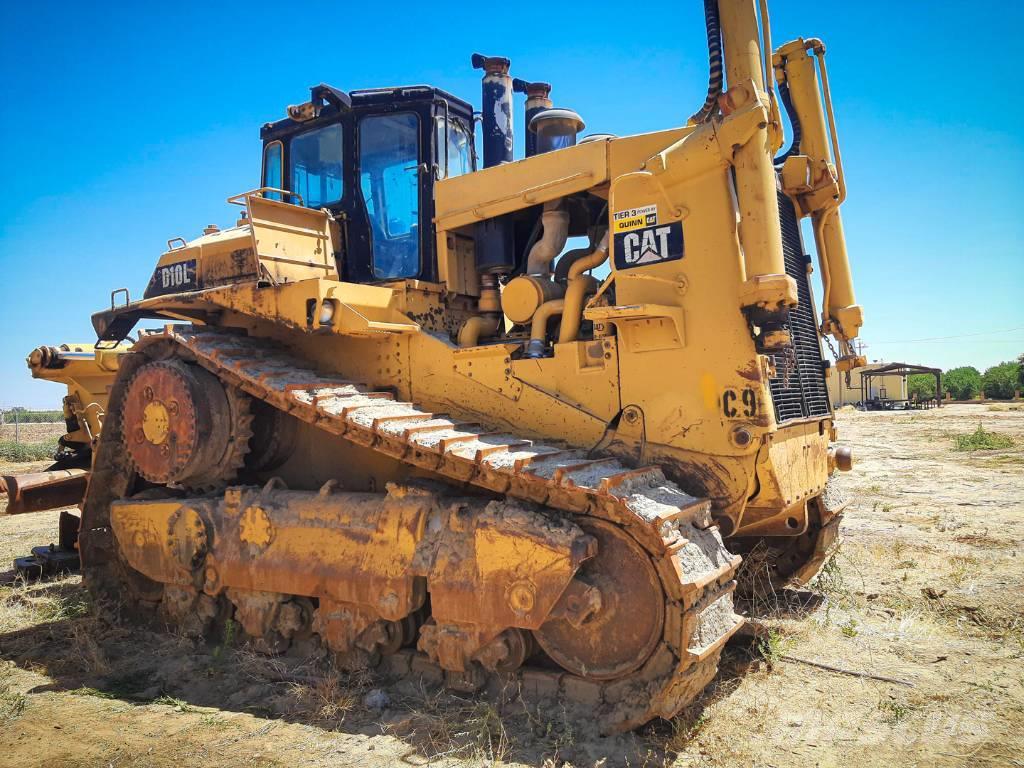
[289,123,343,208]
[435,117,473,178]
[359,113,420,279]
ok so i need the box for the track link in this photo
[80,327,742,732]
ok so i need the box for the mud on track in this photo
[0,403,1021,767]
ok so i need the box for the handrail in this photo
[226,187,304,207]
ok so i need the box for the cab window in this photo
[262,141,282,200]
[290,123,343,208]
[359,113,420,279]
[435,117,473,179]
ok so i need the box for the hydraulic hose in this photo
[689,0,724,124]
[774,79,802,165]
[553,247,592,282]
[558,233,608,344]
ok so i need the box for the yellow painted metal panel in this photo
[434,140,608,231]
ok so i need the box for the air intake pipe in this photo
[529,108,585,154]
[512,79,552,158]
[471,53,514,168]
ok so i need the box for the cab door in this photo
[351,111,426,282]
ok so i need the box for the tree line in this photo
[907,354,1024,401]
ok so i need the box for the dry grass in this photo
[0,421,66,443]
[0,578,93,631]
[282,673,359,726]
[662,706,708,754]
[387,689,515,765]
[0,671,27,725]
[0,403,1022,768]
[68,619,112,676]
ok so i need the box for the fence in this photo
[0,409,63,437]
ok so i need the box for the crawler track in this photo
[79,327,742,732]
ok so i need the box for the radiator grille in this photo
[767,191,831,423]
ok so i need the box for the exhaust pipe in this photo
[0,468,89,516]
[471,53,514,168]
[512,79,552,158]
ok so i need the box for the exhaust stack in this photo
[512,79,552,158]
[471,53,514,168]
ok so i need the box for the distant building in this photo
[827,363,907,407]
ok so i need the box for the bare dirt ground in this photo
[0,404,1021,767]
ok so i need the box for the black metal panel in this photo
[768,191,831,423]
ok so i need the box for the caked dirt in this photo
[0,403,1021,767]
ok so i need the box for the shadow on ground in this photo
[0,576,795,766]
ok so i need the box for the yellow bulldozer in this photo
[6,0,863,732]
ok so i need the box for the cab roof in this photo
[260,84,474,142]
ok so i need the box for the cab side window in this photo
[435,117,473,179]
[290,124,343,208]
[262,141,283,200]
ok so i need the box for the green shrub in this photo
[943,366,982,400]
[982,361,1021,400]
[0,439,58,462]
[954,424,1014,452]
[907,373,938,401]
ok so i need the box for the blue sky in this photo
[1,0,1021,408]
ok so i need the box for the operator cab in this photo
[260,84,475,284]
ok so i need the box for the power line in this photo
[871,339,1024,345]
[868,326,1023,344]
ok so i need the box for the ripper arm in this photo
[774,37,864,368]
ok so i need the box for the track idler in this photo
[109,482,597,674]
[120,359,251,489]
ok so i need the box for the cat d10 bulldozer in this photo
[30,0,863,732]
